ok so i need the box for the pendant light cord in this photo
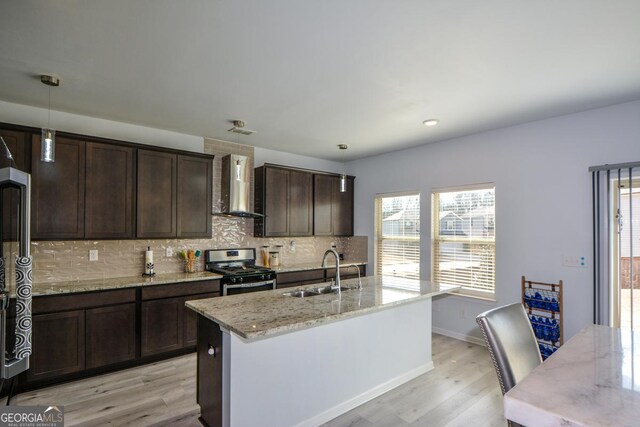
[47,84,51,129]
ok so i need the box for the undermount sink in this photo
[282,289,321,298]
[282,285,355,298]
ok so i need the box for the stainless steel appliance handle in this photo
[223,280,276,295]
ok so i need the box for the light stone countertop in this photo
[186,276,459,341]
[25,271,223,297]
[9,261,366,297]
[269,260,367,273]
[504,324,640,427]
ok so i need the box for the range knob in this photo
[231,278,237,284]
[260,275,265,280]
[238,277,243,283]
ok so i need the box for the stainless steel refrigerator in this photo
[0,138,33,400]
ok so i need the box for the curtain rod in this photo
[589,161,640,172]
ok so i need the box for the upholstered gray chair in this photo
[476,303,542,427]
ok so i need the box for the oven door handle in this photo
[223,280,276,295]
[225,280,275,289]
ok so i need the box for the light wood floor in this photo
[13,334,505,426]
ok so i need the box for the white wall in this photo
[348,99,640,342]
[0,100,203,152]
[255,146,343,173]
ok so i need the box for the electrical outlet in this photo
[166,247,173,257]
[89,250,98,261]
[563,255,586,268]
[290,240,296,252]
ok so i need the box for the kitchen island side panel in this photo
[225,297,433,427]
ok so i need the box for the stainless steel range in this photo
[205,248,276,296]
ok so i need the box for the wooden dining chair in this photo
[476,303,542,427]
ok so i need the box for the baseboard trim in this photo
[295,361,435,427]
[433,326,485,346]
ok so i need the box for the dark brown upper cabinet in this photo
[1,127,30,242]
[0,128,28,170]
[31,135,86,239]
[31,136,135,240]
[313,174,354,237]
[177,155,212,238]
[289,170,314,235]
[313,174,334,236]
[137,150,213,239]
[85,142,135,239]
[254,165,313,237]
[332,175,354,236]
[137,150,177,238]
[26,125,212,240]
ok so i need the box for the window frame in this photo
[374,190,421,281]
[431,183,496,300]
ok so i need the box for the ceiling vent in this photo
[227,120,256,136]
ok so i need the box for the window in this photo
[375,192,420,280]
[432,184,495,298]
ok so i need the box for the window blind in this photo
[432,185,495,296]
[375,193,420,279]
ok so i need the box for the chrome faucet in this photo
[346,264,363,289]
[322,249,341,294]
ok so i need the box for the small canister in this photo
[269,251,280,267]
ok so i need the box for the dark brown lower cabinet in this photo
[197,314,223,427]
[327,264,367,281]
[28,310,86,382]
[86,303,136,368]
[276,269,326,289]
[19,280,220,392]
[141,297,184,357]
[276,265,367,289]
[184,293,219,347]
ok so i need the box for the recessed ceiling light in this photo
[422,119,439,127]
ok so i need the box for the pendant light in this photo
[40,74,60,162]
[338,144,348,193]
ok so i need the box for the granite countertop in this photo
[24,271,223,297]
[186,276,459,341]
[9,261,367,297]
[269,260,367,273]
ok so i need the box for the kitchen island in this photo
[186,276,460,427]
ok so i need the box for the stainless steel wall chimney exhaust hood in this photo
[213,154,263,218]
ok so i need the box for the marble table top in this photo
[186,275,459,341]
[504,324,640,427]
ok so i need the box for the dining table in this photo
[504,324,640,427]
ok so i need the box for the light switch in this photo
[89,250,98,261]
[166,247,173,257]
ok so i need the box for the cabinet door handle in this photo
[208,344,216,357]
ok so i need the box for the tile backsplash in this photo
[1,138,367,285]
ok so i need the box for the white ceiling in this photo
[1,1,640,161]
